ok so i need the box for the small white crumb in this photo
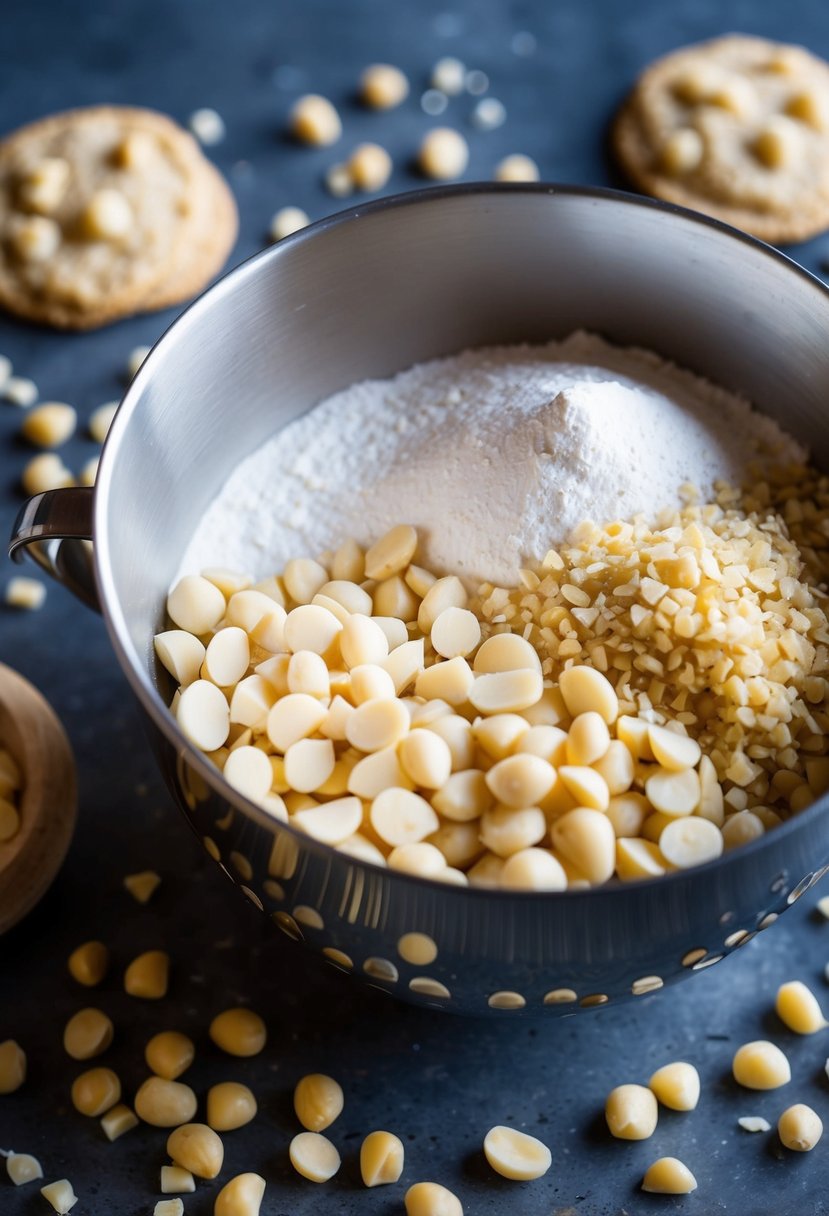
[421,89,448,116]
[188,108,225,146]
[88,402,118,444]
[7,1151,43,1185]
[4,377,37,408]
[0,355,11,390]
[269,206,310,242]
[738,1116,771,1133]
[465,68,490,95]
[817,894,829,918]
[126,346,151,379]
[511,30,537,56]
[431,56,466,95]
[472,97,506,130]
[5,578,46,610]
[324,163,353,198]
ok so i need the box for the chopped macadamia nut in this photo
[605,1083,658,1139]
[0,1040,26,1092]
[83,188,133,239]
[167,1123,224,1178]
[778,1103,823,1151]
[419,129,469,180]
[40,1179,78,1213]
[215,1173,266,1216]
[348,143,392,192]
[209,1007,267,1057]
[294,1073,343,1132]
[738,1115,771,1132]
[160,1165,195,1193]
[405,1181,463,1216]
[124,949,170,999]
[289,1131,341,1182]
[154,1201,183,1216]
[483,1125,552,1180]
[290,94,342,146]
[361,64,409,109]
[123,869,161,904]
[5,577,46,610]
[100,1103,138,1140]
[71,1066,121,1116]
[4,375,36,406]
[775,980,827,1033]
[733,1040,791,1089]
[431,57,466,95]
[79,456,99,487]
[19,157,70,213]
[269,206,310,242]
[641,1157,697,1194]
[188,107,225,145]
[6,1151,43,1185]
[63,1008,113,1060]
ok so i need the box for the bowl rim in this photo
[94,180,829,900]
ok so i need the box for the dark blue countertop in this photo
[3,1,829,1213]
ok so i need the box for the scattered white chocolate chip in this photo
[605,1084,658,1140]
[348,143,393,192]
[123,870,161,904]
[290,94,342,146]
[360,63,409,110]
[419,128,469,180]
[4,376,38,407]
[431,57,466,95]
[11,215,60,261]
[4,577,46,610]
[269,206,310,242]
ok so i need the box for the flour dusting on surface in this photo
[179,331,804,587]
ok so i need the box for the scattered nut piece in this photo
[21,402,76,448]
[188,107,225,145]
[605,1083,658,1140]
[40,1179,78,1213]
[214,1172,266,1216]
[738,1115,771,1132]
[6,1151,43,1185]
[161,1165,195,1193]
[405,1181,463,1216]
[127,345,151,378]
[324,163,353,198]
[360,63,409,110]
[21,453,74,495]
[123,869,161,903]
[660,127,703,175]
[641,1156,697,1194]
[778,1102,823,1151]
[19,157,70,213]
[290,94,342,146]
[431,57,466,95]
[124,949,170,999]
[100,1103,138,1141]
[419,128,469,180]
[88,401,118,444]
[294,1073,343,1132]
[145,1030,195,1080]
[289,1130,341,1182]
[207,1080,257,1131]
[472,98,506,130]
[348,143,392,192]
[167,1122,224,1179]
[71,1066,121,1116]
[817,894,829,918]
[134,1076,197,1127]
[63,1008,113,1060]
[154,1201,183,1216]
[209,1007,267,1056]
[648,1061,700,1110]
[775,980,827,1034]
[483,1125,551,1180]
[360,1129,405,1187]
[494,153,539,182]
[732,1040,791,1089]
[269,207,310,242]
[11,215,60,261]
[4,577,46,610]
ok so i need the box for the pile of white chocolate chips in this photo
[155,462,829,890]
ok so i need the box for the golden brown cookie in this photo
[0,106,237,329]
[613,34,829,243]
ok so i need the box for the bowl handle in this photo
[8,487,99,611]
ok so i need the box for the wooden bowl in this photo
[0,662,77,933]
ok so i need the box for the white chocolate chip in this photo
[83,188,133,239]
[11,215,60,261]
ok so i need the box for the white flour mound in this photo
[180,331,805,588]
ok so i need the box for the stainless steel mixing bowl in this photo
[11,184,829,1016]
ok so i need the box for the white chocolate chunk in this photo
[389,842,447,876]
[290,95,342,146]
[230,674,277,727]
[732,1040,791,1089]
[89,402,118,444]
[775,980,827,1034]
[432,769,490,821]
[738,1116,771,1133]
[605,1084,658,1140]
[288,650,331,698]
[483,1125,552,1180]
[647,723,700,770]
[348,747,413,798]
[480,805,546,857]
[778,1104,823,1152]
[380,638,425,694]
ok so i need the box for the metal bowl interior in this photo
[94,184,829,1015]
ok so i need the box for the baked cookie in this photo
[0,106,237,329]
[613,34,829,243]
